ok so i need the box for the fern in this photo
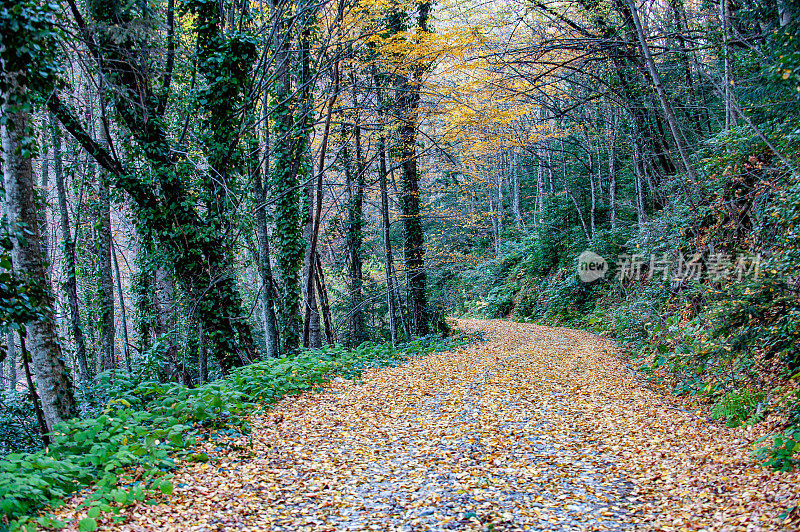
[711,390,766,428]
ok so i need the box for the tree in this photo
[1,0,78,431]
[252,104,280,357]
[47,0,258,372]
[50,114,90,382]
[390,2,432,336]
[268,0,318,353]
[95,148,116,372]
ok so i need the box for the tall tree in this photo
[343,72,366,344]
[392,3,432,336]
[302,177,322,349]
[47,0,259,372]
[2,73,77,430]
[111,239,131,374]
[268,0,317,353]
[95,159,116,372]
[51,114,90,382]
[625,0,699,184]
[253,102,280,357]
[376,82,399,345]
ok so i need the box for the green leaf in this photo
[78,517,98,531]
[159,480,173,495]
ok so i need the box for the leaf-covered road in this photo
[68,320,799,531]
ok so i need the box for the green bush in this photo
[484,282,518,318]
[754,426,800,472]
[0,391,41,455]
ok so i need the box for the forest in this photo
[2,0,800,529]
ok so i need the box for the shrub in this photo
[754,426,800,472]
[0,391,41,455]
[711,390,766,428]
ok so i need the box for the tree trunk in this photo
[269,0,307,353]
[197,323,207,383]
[96,170,116,372]
[780,0,793,26]
[564,182,591,242]
[609,148,617,230]
[607,107,618,230]
[588,149,596,240]
[378,127,398,345]
[343,118,365,345]
[626,0,698,183]
[303,56,339,349]
[111,239,132,374]
[489,192,500,254]
[389,162,411,342]
[394,2,431,337]
[51,114,90,383]
[20,335,50,446]
[558,140,590,241]
[633,139,648,226]
[254,97,279,357]
[154,265,178,377]
[347,75,367,345]
[720,0,737,130]
[496,153,504,244]
[513,150,525,229]
[130,231,154,355]
[307,263,322,348]
[670,0,704,138]
[538,154,544,227]
[0,331,10,393]
[302,176,321,348]
[3,103,77,430]
[536,150,544,226]
[7,331,16,391]
[38,127,52,285]
[314,254,335,345]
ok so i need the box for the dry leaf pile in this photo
[57,320,800,531]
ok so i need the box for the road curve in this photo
[61,319,800,531]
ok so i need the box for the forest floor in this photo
[59,319,800,531]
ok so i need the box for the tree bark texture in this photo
[3,104,77,430]
[393,2,431,337]
[254,98,280,357]
[96,172,116,372]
